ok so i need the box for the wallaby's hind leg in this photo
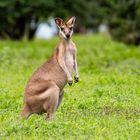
[21,104,32,119]
[57,90,64,110]
[43,84,60,121]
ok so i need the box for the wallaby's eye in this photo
[69,27,73,30]
[61,27,64,31]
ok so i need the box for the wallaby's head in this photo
[55,17,76,40]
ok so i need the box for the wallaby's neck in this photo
[60,37,72,45]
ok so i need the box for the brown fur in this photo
[21,17,79,120]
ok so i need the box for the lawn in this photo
[0,35,140,139]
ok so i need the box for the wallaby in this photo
[21,17,79,120]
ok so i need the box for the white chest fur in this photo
[65,44,75,74]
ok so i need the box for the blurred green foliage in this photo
[0,0,140,44]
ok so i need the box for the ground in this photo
[0,35,140,139]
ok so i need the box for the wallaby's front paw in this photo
[68,80,73,86]
[74,76,79,83]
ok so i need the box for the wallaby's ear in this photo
[55,17,63,27]
[66,16,76,26]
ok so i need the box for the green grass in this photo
[0,34,140,139]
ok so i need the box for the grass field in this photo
[0,35,140,139]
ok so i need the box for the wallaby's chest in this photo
[64,44,75,73]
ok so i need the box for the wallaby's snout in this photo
[66,33,70,39]
[55,17,76,40]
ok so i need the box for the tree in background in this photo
[85,0,140,45]
[0,0,140,45]
[0,0,88,40]
[0,0,55,39]
[106,0,140,45]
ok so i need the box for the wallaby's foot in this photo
[46,113,55,121]
[20,104,31,120]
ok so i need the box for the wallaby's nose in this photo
[66,34,70,39]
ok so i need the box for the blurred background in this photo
[0,0,140,45]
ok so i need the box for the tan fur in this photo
[21,17,79,120]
